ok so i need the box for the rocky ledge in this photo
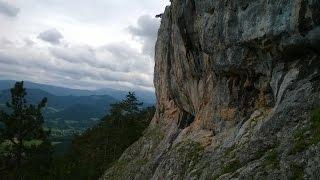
[103,0,320,179]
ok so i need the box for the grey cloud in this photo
[103,43,140,61]
[50,45,95,64]
[0,1,19,17]
[128,15,160,57]
[50,45,120,72]
[0,38,13,48]
[51,43,154,74]
[0,43,154,91]
[37,29,63,45]
[103,43,154,75]
[24,38,35,46]
[102,43,153,73]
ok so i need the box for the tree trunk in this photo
[16,138,23,179]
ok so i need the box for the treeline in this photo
[0,82,155,179]
[51,92,155,179]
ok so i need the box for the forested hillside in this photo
[51,92,155,179]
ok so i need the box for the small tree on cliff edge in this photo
[0,81,53,179]
[109,92,143,126]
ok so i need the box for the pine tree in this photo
[109,92,143,127]
[122,92,143,115]
[0,81,53,179]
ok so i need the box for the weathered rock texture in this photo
[103,0,320,179]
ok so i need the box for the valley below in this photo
[0,80,155,154]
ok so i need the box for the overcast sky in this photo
[0,0,169,91]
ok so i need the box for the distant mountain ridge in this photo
[0,88,116,110]
[0,80,155,104]
[0,88,117,126]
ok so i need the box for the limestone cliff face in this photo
[103,0,320,179]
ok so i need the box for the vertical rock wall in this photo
[103,0,320,179]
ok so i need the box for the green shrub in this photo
[173,141,204,173]
[265,150,278,165]
[310,107,320,144]
[222,159,241,174]
[224,145,235,158]
[289,164,304,180]
[290,107,320,154]
[311,108,320,125]
[290,139,307,154]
